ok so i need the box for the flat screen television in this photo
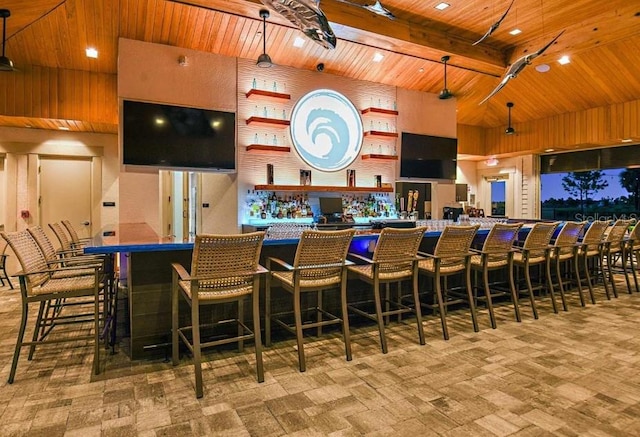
[121,100,236,171]
[400,132,457,180]
[319,197,344,215]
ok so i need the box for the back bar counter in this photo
[85,222,530,359]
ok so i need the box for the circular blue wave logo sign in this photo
[290,89,363,172]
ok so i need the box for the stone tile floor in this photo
[0,277,639,436]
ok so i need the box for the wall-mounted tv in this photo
[121,100,236,171]
[400,132,457,180]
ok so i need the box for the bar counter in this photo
[85,223,527,359]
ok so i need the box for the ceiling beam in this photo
[172,0,508,75]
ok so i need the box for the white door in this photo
[39,157,93,239]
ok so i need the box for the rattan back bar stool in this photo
[550,221,586,309]
[602,219,633,297]
[347,227,427,354]
[627,222,640,293]
[1,230,103,383]
[512,222,560,319]
[578,220,609,303]
[171,232,266,398]
[470,223,523,329]
[265,229,355,372]
[418,225,480,340]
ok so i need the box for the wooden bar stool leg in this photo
[294,288,306,372]
[483,266,496,329]
[340,274,352,362]
[252,282,264,383]
[524,263,539,319]
[191,293,204,399]
[372,276,388,353]
[265,273,272,347]
[508,260,522,322]
[412,270,425,345]
[434,273,449,340]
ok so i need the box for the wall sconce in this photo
[485,157,499,166]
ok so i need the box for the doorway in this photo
[39,157,93,238]
[490,180,506,216]
[161,170,200,240]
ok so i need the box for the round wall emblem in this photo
[290,89,363,172]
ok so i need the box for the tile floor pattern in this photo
[0,277,640,436]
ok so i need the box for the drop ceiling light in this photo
[435,2,450,10]
[0,9,15,71]
[505,102,515,135]
[372,52,384,62]
[293,36,305,48]
[509,28,522,35]
[558,55,570,65]
[86,47,98,58]
[256,9,273,68]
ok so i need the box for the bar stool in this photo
[1,230,104,383]
[171,232,266,398]
[0,241,13,289]
[549,221,586,309]
[419,225,480,340]
[602,219,633,297]
[347,226,427,354]
[49,222,84,257]
[470,223,523,329]
[577,220,609,303]
[265,229,355,372]
[512,222,559,319]
[626,222,640,293]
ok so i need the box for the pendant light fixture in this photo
[256,9,273,68]
[438,55,453,100]
[505,102,515,135]
[0,9,15,72]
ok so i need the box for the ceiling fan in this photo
[438,55,453,100]
[0,9,15,72]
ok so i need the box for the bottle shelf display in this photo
[245,191,396,221]
[361,154,398,161]
[246,144,291,153]
[360,107,398,117]
[364,130,398,139]
[246,88,291,102]
[246,116,290,128]
[254,184,393,193]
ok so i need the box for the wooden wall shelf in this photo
[361,154,398,161]
[246,144,291,153]
[364,130,398,138]
[361,107,398,117]
[245,89,291,101]
[246,116,290,128]
[254,184,393,193]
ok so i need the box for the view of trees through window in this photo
[541,168,640,221]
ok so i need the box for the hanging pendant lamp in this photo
[256,9,273,68]
[505,102,515,135]
[438,55,453,100]
[0,9,15,72]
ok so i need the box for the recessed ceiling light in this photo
[558,55,570,65]
[509,28,522,35]
[155,117,165,125]
[435,2,450,10]
[293,36,305,48]
[58,126,70,131]
[535,63,550,73]
[86,47,98,58]
[418,67,424,73]
[621,138,633,143]
[372,52,384,62]
[544,148,555,152]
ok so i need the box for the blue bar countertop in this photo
[83,222,510,255]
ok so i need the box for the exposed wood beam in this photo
[170,0,507,75]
